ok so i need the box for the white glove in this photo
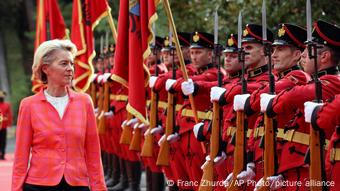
[91,73,98,82]
[201,152,227,169]
[210,86,226,102]
[213,151,227,166]
[144,128,151,136]
[236,162,255,182]
[132,123,140,133]
[225,172,234,186]
[135,123,148,131]
[104,111,114,116]
[167,133,180,144]
[254,174,284,191]
[94,108,99,114]
[181,79,195,95]
[102,73,112,82]
[158,135,166,146]
[149,76,158,88]
[260,93,276,112]
[150,125,163,135]
[121,120,128,129]
[97,74,104,83]
[304,101,324,123]
[201,155,212,170]
[166,79,177,91]
[127,118,138,126]
[233,94,250,111]
[193,122,204,139]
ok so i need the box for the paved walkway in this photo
[0,153,14,191]
[1,132,152,191]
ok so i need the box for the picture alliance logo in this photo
[166,179,259,187]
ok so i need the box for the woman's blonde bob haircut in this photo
[32,39,77,82]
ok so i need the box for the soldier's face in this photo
[272,45,301,73]
[109,55,114,68]
[146,50,159,65]
[301,46,330,75]
[182,47,191,61]
[190,48,212,69]
[301,48,320,74]
[224,52,241,74]
[96,59,104,72]
[103,58,109,69]
[242,42,265,68]
[161,51,170,64]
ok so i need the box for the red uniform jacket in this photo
[0,101,12,129]
[193,73,241,141]
[175,65,218,134]
[222,65,270,152]
[314,95,340,188]
[270,72,340,173]
[153,64,197,128]
[248,68,311,161]
[12,88,106,191]
[149,63,168,75]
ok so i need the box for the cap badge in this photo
[278,27,285,37]
[164,37,170,46]
[228,38,234,46]
[243,29,249,37]
[193,32,200,42]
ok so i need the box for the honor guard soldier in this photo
[305,95,340,191]
[148,36,168,75]
[150,32,196,190]
[208,24,273,189]
[102,46,123,189]
[193,33,241,191]
[109,52,141,190]
[142,36,168,191]
[106,84,130,191]
[0,90,12,160]
[245,23,311,184]
[259,20,340,191]
[164,31,218,191]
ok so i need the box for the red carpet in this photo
[0,153,14,191]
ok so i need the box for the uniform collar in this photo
[37,87,75,101]
[247,64,268,78]
[197,63,214,74]
[317,66,339,77]
[185,59,191,65]
[229,71,242,79]
[278,65,300,79]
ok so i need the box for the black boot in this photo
[102,151,108,176]
[106,154,120,187]
[108,158,128,191]
[145,167,152,191]
[168,183,179,191]
[125,160,141,191]
[105,153,113,182]
[151,171,165,191]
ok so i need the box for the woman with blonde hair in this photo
[12,39,107,191]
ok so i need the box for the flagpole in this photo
[106,10,118,42]
[162,0,198,119]
[162,0,206,154]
